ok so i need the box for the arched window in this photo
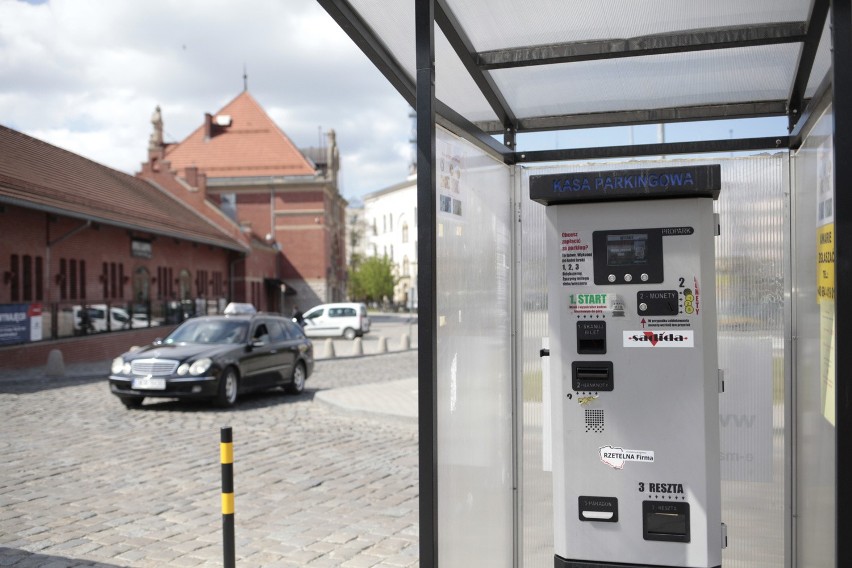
[179,269,192,300]
[133,266,151,303]
[402,222,409,243]
[403,256,410,277]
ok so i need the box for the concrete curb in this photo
[314,377,418,423]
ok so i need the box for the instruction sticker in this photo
[623,330,694,347]
[560,231,593,286]
[568,293,625,316]
[599,445,655,469]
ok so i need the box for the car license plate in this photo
[132,377,166,390]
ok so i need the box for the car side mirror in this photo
[251,338,265,349]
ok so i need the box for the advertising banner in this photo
[0,303,42,345]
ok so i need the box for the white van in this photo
[301,303,370,340]
[71,304,130,334]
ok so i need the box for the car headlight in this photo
[111,357,126,374]
[177,363,189,376]
[189,358,213,375]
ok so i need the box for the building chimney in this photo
[198,171,207,196]
[326,129,339,186]
[204,113,213,141]
[185,166,198,188]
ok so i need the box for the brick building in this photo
[0,124,250,361]
[143,90,348,314]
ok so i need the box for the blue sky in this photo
[2,0,790,200]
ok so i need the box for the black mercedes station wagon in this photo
[108,313,314,408]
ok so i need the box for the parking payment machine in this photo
[530,165,724,568]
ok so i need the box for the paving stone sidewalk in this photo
[0,351,419,567]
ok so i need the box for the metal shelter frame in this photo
[318,0,851,566]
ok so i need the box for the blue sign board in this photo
[529,165,721,206]
[0,303,31,346]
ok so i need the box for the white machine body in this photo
[544,193,722,568]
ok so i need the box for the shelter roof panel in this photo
[324,0,824,135]
[489,44,800,121]
[448,0,811,51]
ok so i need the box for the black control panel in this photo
[636,290,680,316]
[593,228,664,285]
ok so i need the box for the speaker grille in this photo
[585,409,604,433]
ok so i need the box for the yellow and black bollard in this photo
[220,426,235,568]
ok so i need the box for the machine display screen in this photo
[593,228,664,284]
[606,233,648,266]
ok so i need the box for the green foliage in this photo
[349,255,396,302]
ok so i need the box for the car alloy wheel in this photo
[287,363,306,394]
[343,327,356,340]
[216,367,239,407]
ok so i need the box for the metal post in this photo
[415,0,437,566]
[220,426,235,568]
[831,1,852,566]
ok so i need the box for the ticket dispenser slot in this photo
[577,321,607,354]
[644,502,690,543]
[531,164,723,568]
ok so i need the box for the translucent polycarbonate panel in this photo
[347,0,415,73]
[806,21,831,99]
[447,0,810,51]
[345,0,498,123]
[715,155,788,568]
[792,105,835,567]
[519,170,553,568]
[491,44,800,119]
[436,126,513,567]
[436,29,499,123]
[519,155,788,567]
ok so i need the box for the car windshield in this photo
[165,319,248,345]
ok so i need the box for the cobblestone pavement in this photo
[0,351,419,567]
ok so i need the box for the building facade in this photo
[362,177,417,309]
[143,90,348,314]
[0,124,248,350]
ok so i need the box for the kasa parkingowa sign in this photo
[529,165,721,205]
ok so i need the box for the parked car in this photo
[72,304,131,334]
[223,302,257,315]
[131,312,161,327]
[301,302,370,340]
[108,313,314,408]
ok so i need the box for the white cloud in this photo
[0,0,411,198]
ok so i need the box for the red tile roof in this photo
[0,125,248,252]
[164,91,317,179]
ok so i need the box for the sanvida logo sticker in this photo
[623,330,694,348]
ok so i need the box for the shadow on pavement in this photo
[125,387,318,413]
[0,547,124,567]
[0,375,106,395]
